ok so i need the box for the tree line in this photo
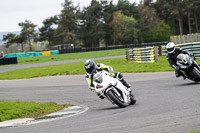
[3,0,200,52]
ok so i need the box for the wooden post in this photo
[196,33,199,42]
[188,34,191,42]
[158,45,162,56]
[154,46,158,62]
[192,33,194,42]
[183,35,186,43]
[170,36,173,42]
[126,49,131,62]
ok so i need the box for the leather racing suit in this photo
[166,48,190,69]
[85,63,131,92]
[166,48,199,78]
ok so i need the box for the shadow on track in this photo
[175,82,200,86]
[94,106,122,111]
[93,104,137,112]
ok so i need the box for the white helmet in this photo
[166,42,175,54]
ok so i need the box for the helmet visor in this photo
[167,47,175,53]
[86,68,92,74]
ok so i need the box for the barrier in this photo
[160,45,167,56]
[176,42,200,58]
[59,42,168,54]
[126,47,158,63]
[42,51,51,56]
[159,42,200,58]
[51,50,59,55]
[170,33,200,44]
[0,57,18,65]
[4,50,59,58]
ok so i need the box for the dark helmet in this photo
[84,59,96,74]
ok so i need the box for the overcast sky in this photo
[0,0,141,32]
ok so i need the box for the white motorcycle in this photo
[88,71,136,108]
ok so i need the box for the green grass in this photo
[17,49,125,65]
[0,100,71,122]
[0,56,199,80]
[0,56,173,80]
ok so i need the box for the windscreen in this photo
[94,72,103,83]
[177,53,189,64]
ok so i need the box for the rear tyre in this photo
[106,90,127,108]
[189,67,200,82]
[130,94,136,105]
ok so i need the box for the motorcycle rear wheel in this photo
[106,90,128,108]
[189,67,200,82]
[130,94,136,105]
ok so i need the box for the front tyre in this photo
[189,67,200,82]
[106,90,127,108]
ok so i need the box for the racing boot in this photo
[175,71,181,77]
[176,71,186,80]
[175,67,181,77]
[97,93,104,99]
[182,75,186,80]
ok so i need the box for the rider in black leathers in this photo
[167,48,191,69]
[166,42,192,79]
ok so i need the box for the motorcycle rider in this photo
[0,51,5,59]
[84,59,131,98]
[166,42,197,79]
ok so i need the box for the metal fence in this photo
[160,45,167,56]
[176,42,200,58]
[59,42,168,54]
[160,42,200,58]
[0,57,18,65]
[170,33,200,44]
[126,47,158,63]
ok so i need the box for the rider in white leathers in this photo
[84,59,131,98]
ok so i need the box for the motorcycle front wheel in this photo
[189,67,200,82]
[106,90,128,108]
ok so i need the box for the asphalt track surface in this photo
[0,72,200,133]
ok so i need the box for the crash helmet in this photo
[166,42,176,54]
[0,51,4,56]
[84,59,96,74]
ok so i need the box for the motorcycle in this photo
[90,71,136,108]
[176,53,200,82]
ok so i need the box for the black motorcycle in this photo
[176,53,200,82]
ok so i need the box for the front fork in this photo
[105,83,130,104]
[112,80,130,104]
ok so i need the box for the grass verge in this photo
[17,49,125,65]
[0,100,71,122]
[0,56,173,80]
